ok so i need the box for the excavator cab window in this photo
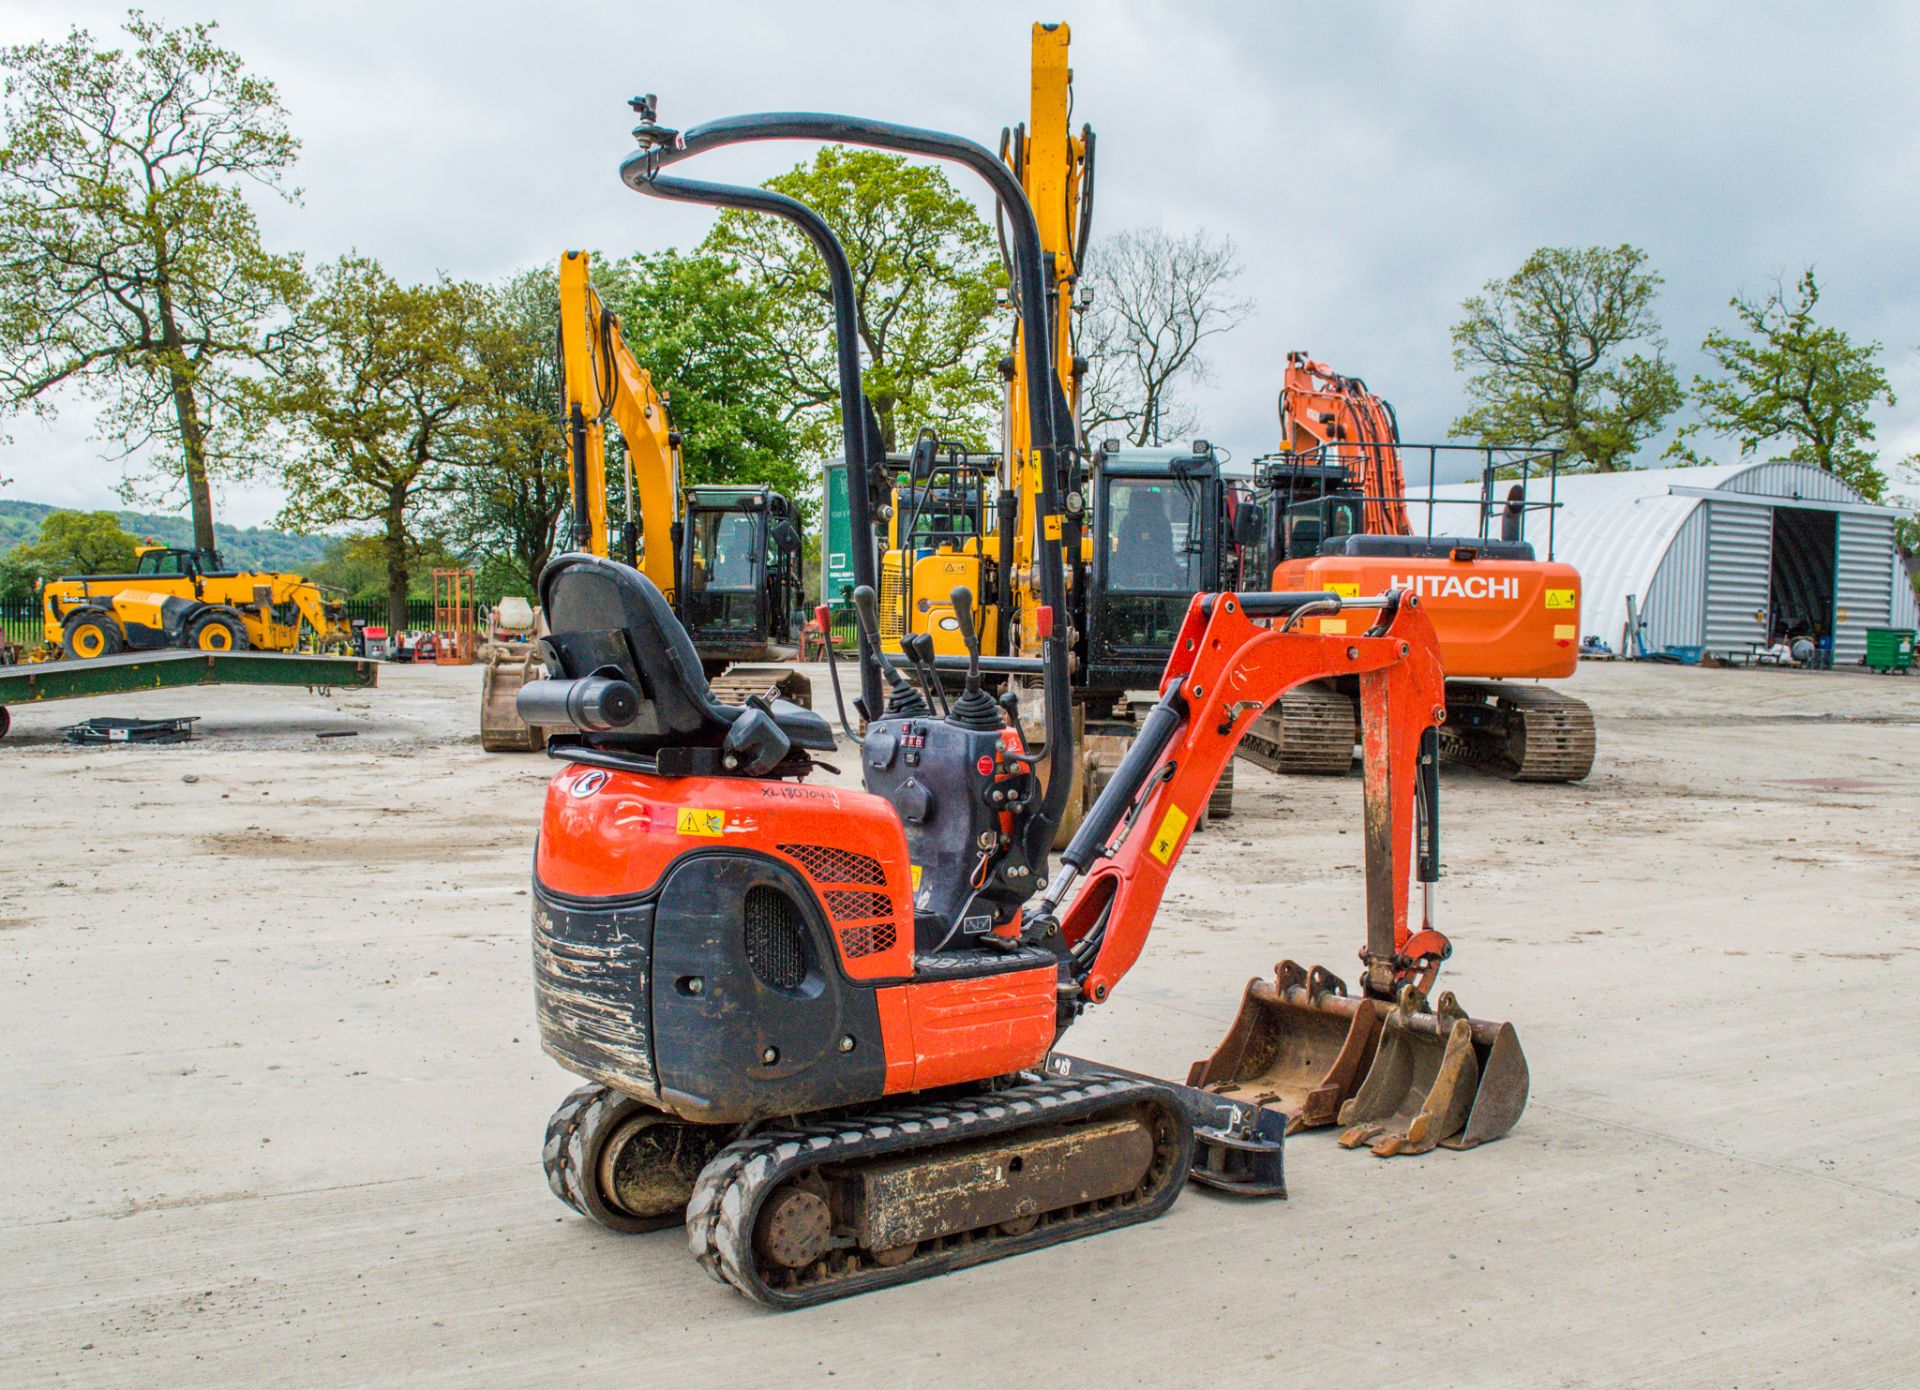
[683,506,765,637]
[1284,496,1360,559]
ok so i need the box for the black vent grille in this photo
[779,844,885,885]
[744,886,807,989]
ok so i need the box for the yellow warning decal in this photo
[675,807,727,837]
[1545,588,1576,609]
[1554,624,1576,641]
[1149,805,1189,864]
[910,864,923,890]
[1043,514,1063,540]
[1324,582,1361,598]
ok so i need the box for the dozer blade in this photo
[1187,961,1385,1134]
[1336,988,1530,1156]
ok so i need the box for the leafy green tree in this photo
[0,508,140,601]
[447,266,569,594]
[1668,270,1895,500]
[597,249,805,514]
[0,13,306,555]
[701,149,1004,455]
[1451,245,1681,472]
[256,255,480,628]
[308,531,464,607]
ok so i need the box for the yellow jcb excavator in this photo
[481,251,810,751]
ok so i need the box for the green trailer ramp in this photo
[0,650,378,738]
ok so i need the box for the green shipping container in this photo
[1864,627,1915,673]
[821,462,856,610]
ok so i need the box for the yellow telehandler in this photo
[40,545,351,660]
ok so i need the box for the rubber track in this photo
[1442,681,1596,782]
[683,1073,1193,1309]
[1235,681,1355,776]
[542,1082,606,1217]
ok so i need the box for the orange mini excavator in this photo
[1241,352,1596,781]
[518,102,1527,1310]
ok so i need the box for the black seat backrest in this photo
[538,552,732,752]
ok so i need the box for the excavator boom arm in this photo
[1280,353,1411,536]
[558,250,680,597]
[1054,591,1449,1004]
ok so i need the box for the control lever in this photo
[852,585,929,716]
[946,585,1003,733]
[900,632,948,715]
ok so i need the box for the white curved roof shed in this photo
[1420,460,1918,662]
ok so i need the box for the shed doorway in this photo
[1768,506,1836,644]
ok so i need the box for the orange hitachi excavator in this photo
[1238,352,1596,781]
[515,99,1530,1310]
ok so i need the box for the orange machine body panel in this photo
[1274,552,1580,681]
[536,763,1058,1095]
[536,764,917,982]
[875,970,1058,1095]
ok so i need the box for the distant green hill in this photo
[0,499,331,572]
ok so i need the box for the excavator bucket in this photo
[1336,988,1529,1156]
[1187,961,1386,1134]
[481,648,554,752]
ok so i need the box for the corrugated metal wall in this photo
[1894,560,1920,630]
[1834,515,1896,662]
[1703,502,1773,652]
[1718,460,1859,505]
[1641,506,1706,651]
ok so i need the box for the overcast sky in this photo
[3,0,1918,528]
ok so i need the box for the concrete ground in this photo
[1,658,1916,1388]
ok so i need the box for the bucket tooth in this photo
[1336,989,1528,1157]
[1187,961,1385,1134]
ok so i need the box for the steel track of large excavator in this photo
[684,1072,1193,1309]
[1235,681,1356,776]
[1440,681,1595,782]
[706,666,813,709]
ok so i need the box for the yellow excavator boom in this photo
[558,249,681,599]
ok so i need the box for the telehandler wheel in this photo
[61,611,124,661]
[542,1084,729,1234]
[187,610,250,653]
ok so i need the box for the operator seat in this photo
[536,552,832,759]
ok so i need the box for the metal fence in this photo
[2,597,40,648]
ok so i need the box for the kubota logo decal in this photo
[569,770,609,798]
[1388,574,1521,601]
